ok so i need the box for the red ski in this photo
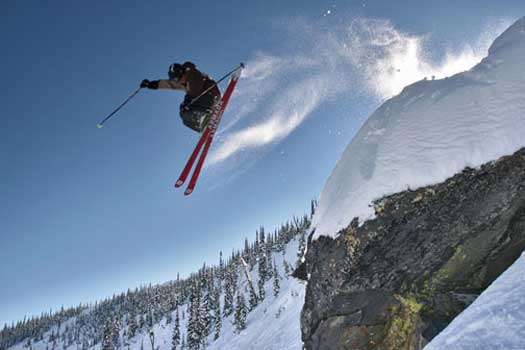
[175,64,243,195]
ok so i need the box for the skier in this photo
[140,61,221,132]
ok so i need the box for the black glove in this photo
[140,79,160,89]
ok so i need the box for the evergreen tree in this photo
[101,320,113,350]
[222,268,235,317]
[283,259,291,277]
[138,314,145,331]
[186,281,201,350]
[265,247,273,280]
[199,284,211,348]
[145,312,153,330]
[248,287,259,311]
[273,259,280,297]
[243,238,250,265]
[233,293,247,332]
[111,318,121,350]
[218,251,224,280]
[258,229,267,300]
[257,260,267,301]
[213,287,221,341]
[127,309,138,339]
[171,307,180,350]
[297,230,306,267]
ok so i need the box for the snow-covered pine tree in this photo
[273,259,280,297]
[283,259,291,277]
[265,245,273,280]
[166,309,172,325]
[199,273,211,348]
[127,307,137,339]
[249,286,259,311]
[231,259,239,291]
[101,320,112,350]
[233,292,247,332]
[186,281,201,350]
[297,230,306,268]
[145,311,153,330]
[138,314,145,331]
[213,287,221,341]
[218,251,224,281]
[254,230,260,257]
[111,318,120,350]
[222,267,235,317]
[258,234,267,301]
[171,307,180,350]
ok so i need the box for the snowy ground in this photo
[210,238,305,350]
[424,252,525,350]
[312,17,525,238]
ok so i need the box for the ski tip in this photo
[240,62,245,69]
[175,180,184,188]
[97,123,103,129]
[184,188,194,196]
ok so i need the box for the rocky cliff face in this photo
[300,148,525,350]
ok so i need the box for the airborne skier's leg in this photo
[179,94,221,133]
[180,108,205,133]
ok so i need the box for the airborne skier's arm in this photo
[140,61,205,93]
[140,79,185,90]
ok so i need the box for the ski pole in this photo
[97,87,142,128]
[184,63,245,109]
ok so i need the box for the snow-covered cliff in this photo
[312,17,525,239]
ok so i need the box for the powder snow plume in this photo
[205,15,512,175]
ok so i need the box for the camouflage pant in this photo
[179,93,220,132]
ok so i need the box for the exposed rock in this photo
[301,148,525,350]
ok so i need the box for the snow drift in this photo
[312,17,525,238]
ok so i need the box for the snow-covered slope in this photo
[6,238,305,350]
[424,252,525,350]
[312,17,525,238]
[211,239,305,350]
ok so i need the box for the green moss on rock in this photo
[381,295,423,350]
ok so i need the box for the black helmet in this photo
[168,63,183,80]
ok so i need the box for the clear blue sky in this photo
[1,0,524,327]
